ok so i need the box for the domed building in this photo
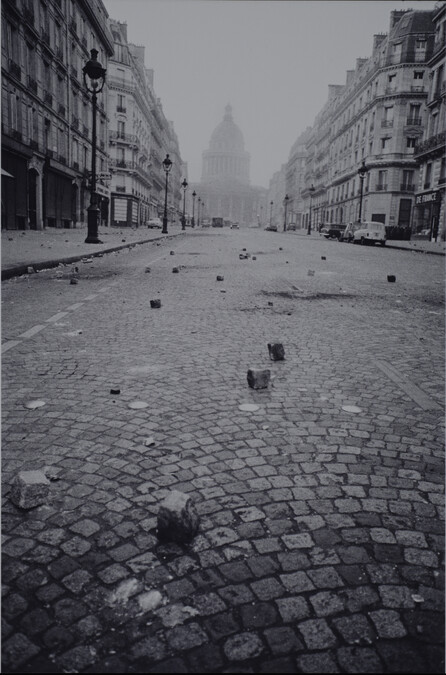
[193,105,266,227]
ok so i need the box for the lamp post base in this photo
[85,203,102,244]
[162,217,168,235]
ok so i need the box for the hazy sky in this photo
[102,0,438,188]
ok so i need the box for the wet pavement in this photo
[1,228,444,673]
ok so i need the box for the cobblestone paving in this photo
[2,230,444,673]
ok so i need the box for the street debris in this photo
[145,267,151,273]
[70,278,78,284]
[24,400,46,409]
[157,490,200,542]
[268,343,285,361]
[109,578,143,606]
[150,299,161,308]
[387,275,396,282]
[321,256,326,260]
[170,251,175,255]
[110,388,121,395]
[217,275,224,281]
[27,266,35,274]
[307,269,315,276]
[10,469,50,509]
[247,368,271,390]
[145,437,156,446]
[172,267,179,273]
[342,405,362,413]
[268,301,274,306]
[138,590,164,613]
[411,594,425,603]
[238,403,260,412]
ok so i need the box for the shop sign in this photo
[96,184,110,199]
[416,190,440,205]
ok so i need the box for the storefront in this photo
[2,145,32,230]
[413,189,443,240]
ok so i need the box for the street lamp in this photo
[270,200,273,228]
[162,153,173,234]
[307,184,315,235]
[181,178,188,230]
[83,49,106,244]
[191,190,196,228]
[357,160,369,223]
[283,194,289,232]
[197,197,201,227]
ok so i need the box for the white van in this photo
[352,221,386,246]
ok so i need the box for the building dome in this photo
[209,104,245,153]
[202,104,250,185]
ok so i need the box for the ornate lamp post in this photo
[201,201,205,224]
[269,200,273,228]
[197,197,201,227]
[283,194,289,232]
[307,184,315,235]
[162,153,172,234]
[181,178,188,230]
[357,160,368,223]
[83,49,106,244]
[191,190,196,228]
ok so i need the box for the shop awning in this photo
[1,168,14,177]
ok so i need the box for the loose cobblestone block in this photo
[247,368,271,390]
[170,250,175,255]
[217,275,224,281]
[387,275,396,282]
[223,632,264,661]
[268,343,285,361]
[172,267,179,273]
[10,470,50,509]
[70,278,78,284]
[150,299,161,308]
[157,490,200,542]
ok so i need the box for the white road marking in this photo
[18,325,46,338]
[2,340,22,353]
[66,303,84,310]
[46,312,69,322]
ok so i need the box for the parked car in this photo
[212,217,224,227]
[265,224,278,232]
[147,217,162,229]
[340,221,362,242]
[321,223,346,240]
[352,221,387,246]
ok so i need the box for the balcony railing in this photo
[406,117,422,125]
[73,161,79,170]
[109,131,138,146]
[423,182,431,189]
[385,86,397,94]
[411,85,425,93]
[117,106,126,113]
[381,120,394,127]
[71,116,79,130]
[400,184,415,192]
[414,130,446,157]
[376,184,387,191]
[29,139,38,150]
[110,159,135,170]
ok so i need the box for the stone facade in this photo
[1,0,114,231]
[107,21,183,228]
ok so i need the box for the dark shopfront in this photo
[414,189,443,241]
[2,146,32,230]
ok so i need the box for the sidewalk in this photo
[1,224,186,280]
[296,230,446,255]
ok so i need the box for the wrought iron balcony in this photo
[406,117,422,125]
[109,131,138,147]
[411,85,425,93]
[376,184,387,191]
[9,60,21,79]
[414,130,446,157]
[400,184,415,192]
[117,106,126,113]
[381,120,394,127]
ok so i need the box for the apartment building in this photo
[107,20,183,228]
[296,8,437,235]
[1,0,114,230]
[285,127,311,231]
[413,2,446,240]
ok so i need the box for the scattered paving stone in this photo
[172,267,179,273]
[307,269,315,276]
[145,267,151,273]
[24,400,46,409]
[10,470,50,509]
[157,490,200,542]
[217,275,224,281]
[268,343,285,361]
[150,299,162,308]
[342,405,362,413]
[247,368,271,390]
[223,632,264,661]
[145,437,156,446]
[321,256,326,260]
[128,401,149,409]
[387,275,396,282]
[170,251,175,255]
[110,388,121,395]
[70,278,78,284]
[27,266,35,274]
[238,403,260,412]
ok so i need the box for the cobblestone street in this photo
[2,228,445,673]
